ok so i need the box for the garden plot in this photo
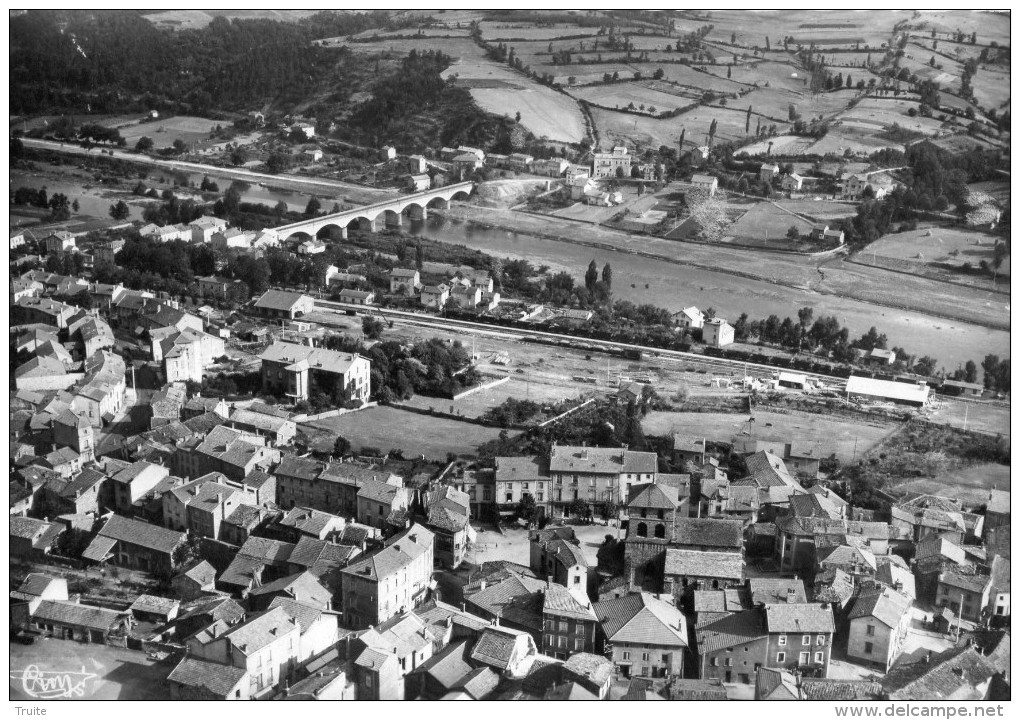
[567,83,695,114]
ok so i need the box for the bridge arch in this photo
[403,202,427,221]
[426,196,450,210]
[450,189,472,201]
[315,223,347,241]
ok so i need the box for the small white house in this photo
[381,145,397,161]
[703,318,734,347]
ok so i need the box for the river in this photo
[11,166,1008,370]
[403,215,1009,371]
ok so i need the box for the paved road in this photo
[21,137,399,201]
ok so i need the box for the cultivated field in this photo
[478,21,603,41]
[971,66,1011,113]
[141,9,318,30]
[837,98,945,135]
[887,462,1010,506]
[303,406,507,459]
[927,398,1011,438]
[860,226,1003,268]
[471,85,586,142]
[568,83,694,115]
[642,408,898,464]
[703,9,910,49]
[116,116,220,148]
[774,200,857,221]
[727,202,815,241]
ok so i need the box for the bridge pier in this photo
[432,198,450,210]
[339,225,348,240]
[385,210,402,227]
[408,205,427,221]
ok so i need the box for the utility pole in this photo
[963,403,968,432]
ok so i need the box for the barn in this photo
[845,376,930,407]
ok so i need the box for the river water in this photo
[12,169,1007,369]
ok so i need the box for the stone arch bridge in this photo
[274,181,474,241]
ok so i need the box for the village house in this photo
[190,216,229,244]
[533,157,569,177]
[226,405,296,447]
[690,174,719,197]
[197,276,244,299]
[507,153,535,173]
[260,341,371,404]
[702,317,735,347]
[673,306,705,330]
[338,288,375,306]
[340,524,435,629]
[847,586,913,671]
[781,173,805,192]
[151,326,226,384]
[172,559,218,600]
[663,548,744,597]
[10,516,64,559]
[356,479,410,531]
[591,591,688,680]
[542,582,599,659]
[760,163,780,182]
[106,459,171,515]
[176,425,277,483]
[935,569,991,623]
[420,283,450,310]
[546,444,658,516]
[592,146,631,178]
[389,268,421,295]
[83,514,186,574]
[423,486,473,570]
[44,230,77,255]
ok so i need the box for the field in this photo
[860,226,1003,269]
[302,405,507,459]
[478,21,604,41]
[642,408,898,464]
[116,115,221,148]
[774,199,857,221]
[914,10,1011,47]
[837,98,944,135]
[568,83,694,115]
[971,65,1011,113]
[471,85,586,142]
[397,376,584,421]
[927,398,1011,438]
[727,202,815,242]
[887,462,1010,506]
[141,9,318,30]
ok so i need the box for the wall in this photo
[15,373,84,392]
[701,635,768,684]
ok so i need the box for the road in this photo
[21,138,399,201]
[313,298,852,389]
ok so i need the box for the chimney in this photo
[479,580,486,591]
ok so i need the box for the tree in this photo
[266,152,290,174]
[331,435,353,457]
[362,315,384,340]
[786,225,800,240]
[135,136,154,152]
[708,118,718,146]
[230,147,248,166]
[585,259,599,291]
[727,66,732,79]
[913,355,938,377]
[109,200,130,220]
[515,493,537,523]
[601,262,612,291]
[981,354,1000,390]
[745,105,752,133]
[274,201,288,220]
[567,498,590,519]
[797,307,814,329]
[305,197,321,216]
[415,243,425,270]
[71,199,79,213]
[678,127,686,153]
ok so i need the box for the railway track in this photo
[312,299,851,390]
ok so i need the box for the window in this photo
[865,624,875,636]
[558,621,567,633]
[725,658,733,667]
[802,635,810,646]
[636,522,647,537]
[365,675,372,688]
[640,509,648,519]
[778,635,787,646]
[623,651,630,661]
[816,635,825,646]
[662,653,671,665]
[641,652,649,661]
[814,652,824,664]
[536,493,544,502]
[557,636,566,649]
[573,576,580,585]
[657,509,664,520]
[799,652,809,665]
[776,652,785,663]
[506,493,513,502]
[711,657,718,667]
[574,637,583,651]
[864,642,874,655]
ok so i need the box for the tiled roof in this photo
[789,493,842,520]
[289,536,329,568]
[593,592,687,647]
[130,594,180,616]
[748,578,808,606]
[627,482,680,510]
[764,603,834,634]
[695,609,766,653]
[664,549,744,580]
[544,537,588,569]
[360,614,434,660]
[672,518,743,550]
[884,646,996,700]
[279,506,341,537]
[465,571,547,626]
[542,584,597,622]
[167,656,247,697]
[96,514,185,555]
[817,543,877,572]
[938,569,990,595]
[545,681,598,700]
[454,666,500,700]
[177,559,216,585]
[254,290,309,312]
[849,587,912,628]
[238,535,295,564]
[268,596,323,634]
[875,560,916,598]
[756,666,801,699]
[413,600,490,635]
[563,652,613,687]
[668,679,727,700]
[427,504,470,534]
[799,679,882,700]
[548,445,657,475]
[470,626,529,671]
[222,606,298,655]
[744,451,799,488]
[33,600,125,631]
[248,571,330,609]
[777,516,890,540]
[342,525,432,582]
[357,479,401,504]
[410,640,473,690]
